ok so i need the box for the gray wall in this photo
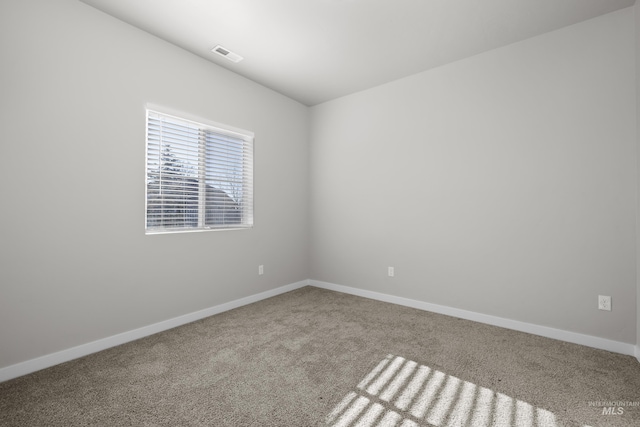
[0,0,309,369]
[310,8,637,344]
[1,1,638,372]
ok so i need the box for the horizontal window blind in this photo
[145,109,253,234]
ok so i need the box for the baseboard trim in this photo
[0,280,309,383]
[2,278,635,382]
[310,280,636,357]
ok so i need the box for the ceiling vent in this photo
[211,45,243,63]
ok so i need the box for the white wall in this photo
[0,0,309,370]
[310,8,637,344]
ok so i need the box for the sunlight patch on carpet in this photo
[326,354,566,427]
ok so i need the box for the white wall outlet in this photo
[598,295,611,311]
[258,265,264,276]
[388,266,394,277]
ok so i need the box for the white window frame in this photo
[145,105,254,234]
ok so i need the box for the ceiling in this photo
[80,0,635,106]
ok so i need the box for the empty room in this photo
[1,0,640,426]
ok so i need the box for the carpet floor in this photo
[1,286,639,426]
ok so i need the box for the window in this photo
[145,107,254,234]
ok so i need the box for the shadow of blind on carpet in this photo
[325,354,592,427]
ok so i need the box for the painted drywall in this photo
[310,8,637,344]
[0,0,309,370]
[1,0,638,374]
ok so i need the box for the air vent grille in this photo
[211,45,243,63]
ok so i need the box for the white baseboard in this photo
[0,280,309,383]
[309,280,637,357]
[2,278,636,383]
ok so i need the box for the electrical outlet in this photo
[258,265,264,276]
[388,266,394,277]
[598,295,611,311]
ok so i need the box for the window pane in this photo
[145,109,253,233]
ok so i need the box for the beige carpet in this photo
[1,286,639,426]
